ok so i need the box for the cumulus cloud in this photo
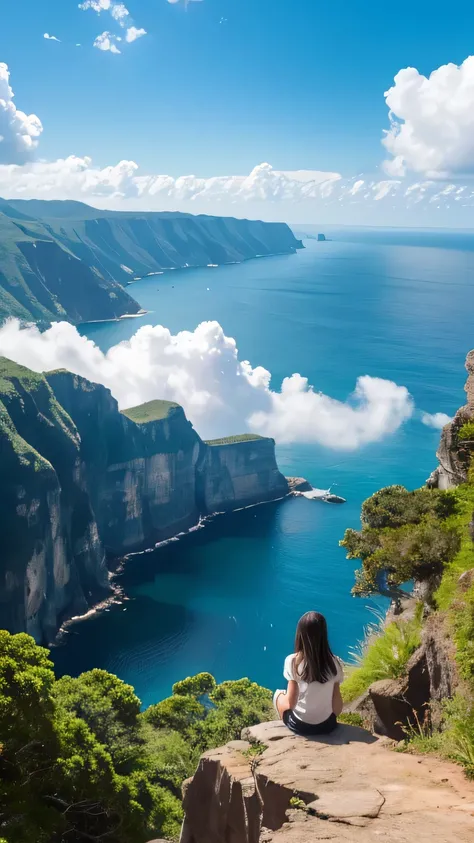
[94,31,122,53]
[79,0,145,50]
[44,33,61,42]
[126,26,147,42]
[0,63,43,165]
[421,412,452,429]
[382,56,474,178]
[0,319,413,448]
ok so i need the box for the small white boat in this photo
[321,492,346,504]
[301,486,346,504]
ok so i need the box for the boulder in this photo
[180,720,474,843]
[369,647,430,740]
[286,477,313,493]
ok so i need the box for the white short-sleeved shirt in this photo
[284,653,344,724]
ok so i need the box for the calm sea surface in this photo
[52,229,473,707]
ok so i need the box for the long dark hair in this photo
[294,611,337,683]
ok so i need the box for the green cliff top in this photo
[205,433,266,445]
[122,399,180,424]
[0,357,44,397]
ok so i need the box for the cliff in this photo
[180,720,474,843]
[198,436,289,512]
[0,198,303,325]
[428,350,474,488]
[0,359,288,641]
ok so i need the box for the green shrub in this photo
[172,672,216,697]
[361,485,457,529]
[345,518,460,597]
[341,618,422,702]
[458,421,474,441]
[337,712,364,727]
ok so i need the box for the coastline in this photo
[53,482,307,645]
[125,246,303,285]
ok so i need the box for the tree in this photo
[360,485,457,530]
[0,632,182,843]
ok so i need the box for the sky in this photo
[2,0,474,225]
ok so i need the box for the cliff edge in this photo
[0,359,288,642]
[429,350,474,488]
[180,720,474,843]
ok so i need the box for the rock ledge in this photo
[181,720,474,843]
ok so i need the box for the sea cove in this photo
[52,232,473,705]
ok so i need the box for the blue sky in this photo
[2,0,474,224]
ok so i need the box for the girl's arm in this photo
[332,682,343,716]
[287,679,299,709]
[276,679,299,716]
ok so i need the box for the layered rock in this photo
[428,349,474,488]
[180,720,474,843]
[197,437,289,513]
[0,199,303,324]
[0,359,288,641]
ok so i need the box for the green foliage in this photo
[400,696,474,779]
[337,712,364,727]
[242,742,267,759]
[434,483,474,610]
[205,433,266,445]
[458,421,474,441]
[144,676,273,754]
[0,631,183,843]
[361,485,457,529]
[144,694,207,733]
[345,519,459,597]
[341,618,422,702]
[172,671,216,697]
[122,399,179,424]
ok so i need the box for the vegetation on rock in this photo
[0,635,273,842]
[341,485,459,596]
[122,400,180,424]
[342,472,474,777]
[205,433,267,445]
[342,614,423,703]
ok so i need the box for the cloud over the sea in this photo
[0,63,43,164]
[420,411,452,430]
[0,319,414,449]
[383,56,474,178]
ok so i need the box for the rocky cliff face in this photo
[180,720,474,843]
[428,350,474,489]
[197,437,289,513]
[0,199,303,325]
[0,359,288,641]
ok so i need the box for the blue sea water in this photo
[52,229,473,707]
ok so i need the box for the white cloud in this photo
[0,319,413,449]
[421,412,452,429]
[2,157,474,224]
[79,0,112,13]
[44,33,61,42]
[126,26,147,42]
[110,2,130,24]
[0,63,43,165]
[94,31,122,53]
[79,0,145,49]
[382,56,474,177]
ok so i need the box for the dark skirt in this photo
[282,709,337,736]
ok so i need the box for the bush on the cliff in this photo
[144,675,274,753]
[361,485,457,530]
[343,517,460,597]
[341,616,422,702]
[458,421,474,442]
[0,631,182,843]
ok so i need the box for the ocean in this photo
[51,229,473,707]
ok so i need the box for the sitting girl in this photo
[273,611,344,735]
